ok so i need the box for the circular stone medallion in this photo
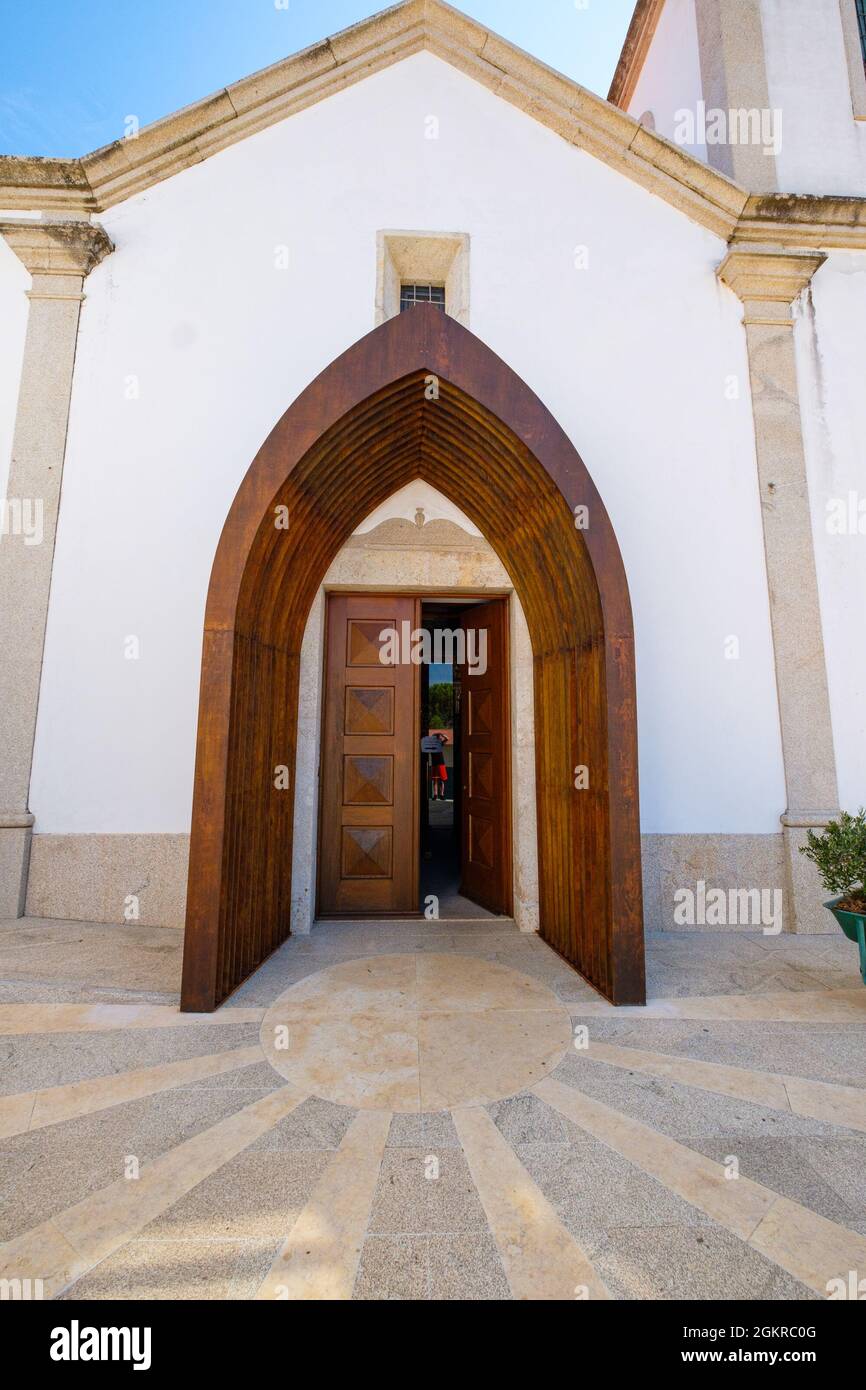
[261,953,573,1112]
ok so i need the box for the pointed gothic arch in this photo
[180,306,644,1010]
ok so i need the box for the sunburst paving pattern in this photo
[0,917,865,1300]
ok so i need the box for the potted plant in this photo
[800,809,866,985]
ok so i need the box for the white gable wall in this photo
[622,0,866,197]
[27,52,787,837]
[760,0,866,195]
[626,0,707,160]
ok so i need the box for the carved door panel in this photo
[318,595,420,915]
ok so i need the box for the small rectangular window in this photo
[858,0,866,62]
[400,283,446,312]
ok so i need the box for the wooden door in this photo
[459,599,511,915]
[318,595,420,915]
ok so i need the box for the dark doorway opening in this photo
[419,597,511,920]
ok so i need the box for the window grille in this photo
[400,283,446,312]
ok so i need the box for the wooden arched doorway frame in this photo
[180,306,644,1011]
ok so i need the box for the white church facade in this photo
[1,0,865,1009]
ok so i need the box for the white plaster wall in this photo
[627,0,707,161]
[29,51,785,837]
[0,233,30,507]
[796,254,866,812]
[760,0,866,194]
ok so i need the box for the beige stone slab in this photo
[586,1040,792,1111]
[0,826,30,919]
[416,952,562,1014]
[256,1109,391,1300]
[419,1008,572,1111]
[0,1091,36,1141]
[0,1221,88,1298]
[571,989,866,1023]
[640,831,787,934]
[586,1039,866,1135]
[0,1002,265,1035]
[783,1076,866,1135]
[452,1104,609,1300]
[535,1077,775,1240]
[749,1196,866,1296]
[0,1044,264,1139]
[269,953,418,1019]
[536,1076,866,1297]
[25,833,190,930]
[263,1010,422,1112]
[260,954,571,1112]
[0,1084,306,1297]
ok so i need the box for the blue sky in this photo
[0,0,635,157]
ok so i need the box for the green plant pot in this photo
[825,897,866,986]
